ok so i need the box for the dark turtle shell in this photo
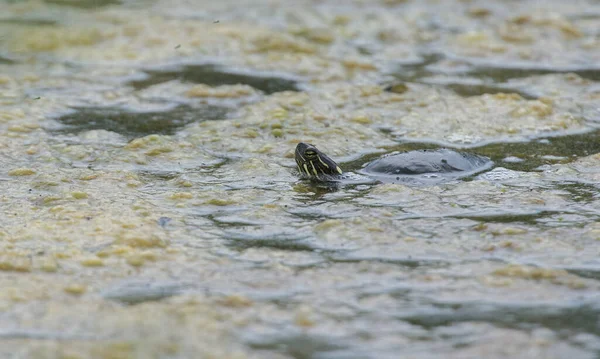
[359,149,493,184]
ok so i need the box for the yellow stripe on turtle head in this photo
[310,162,319,176]
[317,156,330,169]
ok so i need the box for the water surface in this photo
[0,0,600,358]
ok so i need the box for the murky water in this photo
[1,0,600,358]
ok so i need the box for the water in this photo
[0,0,600,358]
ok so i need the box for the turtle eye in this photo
[304,149,317,158]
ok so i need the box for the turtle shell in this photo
[359,149,493,184]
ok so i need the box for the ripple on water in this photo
[223,229,321,252]
[0,54,16,65]
[398,300,600,336]
[390,53,600,95]
[101,280,193,305]
[243,331,350,359]
[473,130,600,172]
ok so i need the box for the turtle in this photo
[294,142,493,185]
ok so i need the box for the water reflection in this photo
[54,103,229,138]
[130,64,302,94]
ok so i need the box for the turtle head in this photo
[295,142,343,180]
